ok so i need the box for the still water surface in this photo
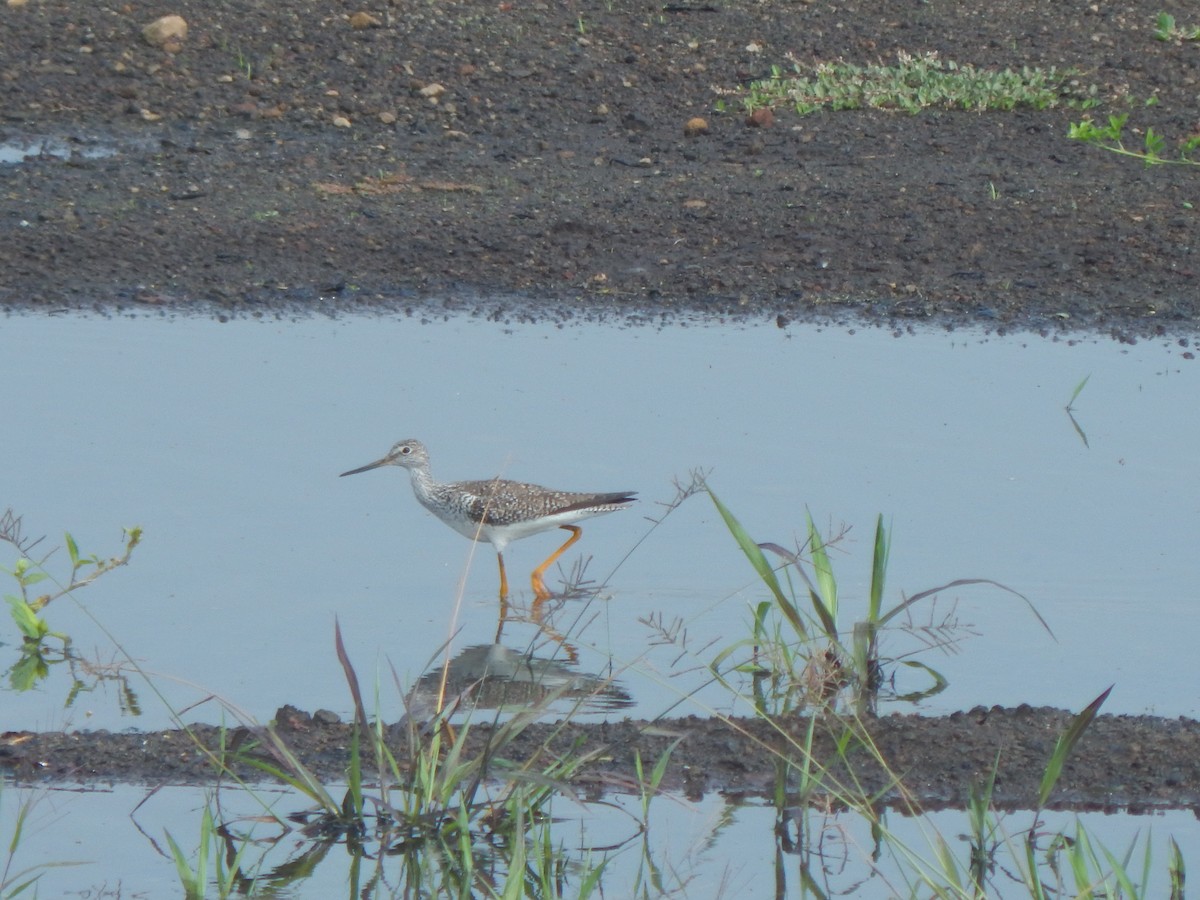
[3,781,1196,897]
[2,312,1197,732]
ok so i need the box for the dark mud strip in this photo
[4,706,1199,811]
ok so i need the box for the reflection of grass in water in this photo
[1,782,88,896]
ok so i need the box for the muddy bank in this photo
[5,705,1199,810]
[1,0,1198,335]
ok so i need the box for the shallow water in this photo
[0,132,124,165]
[2,780,1195,897]
[2,311,1198,732]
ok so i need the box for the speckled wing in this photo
[453,478,635,526]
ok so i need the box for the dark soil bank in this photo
[3,0,1199,798]
[1,0,1198,334]
[6,705,1200,810]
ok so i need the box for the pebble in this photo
[348,11,380,29]
[745,107,774,128]
[142,15,187,51]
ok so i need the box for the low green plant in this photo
[743,51,1097,117]
[1,511,142,695]
[0,510,141,649]
[1069,113,1200,165]
[1153,12,1200,42]
[707,486,1050,715]
[963,755,1002,893]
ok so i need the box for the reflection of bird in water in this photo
[410,643,633,715]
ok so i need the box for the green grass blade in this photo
[1023,834,1048,900]
[1066,374,1091,409]
[164,828,204,899]
[868,514,890,622]
[708,486,807,638]
[576,855,608,899]
[646,737,681,795]
[931,828,963,890]
[1169,836,1185,899]
[1038,686,1112,809]
[804,512,838,637]
[64,532,81,567]
[1067,822,1094,893]
[1097,834,1140,897]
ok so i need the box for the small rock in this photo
[683,199,707,209]
[683,116,708,137]
[275,705,312,730]
[419,82,445,99]
[378,111,397,124]
[745,107,774,128]
[141,15,187,50]
[332,115,352,128]
[7,0,29,9]
[348,11,380,29]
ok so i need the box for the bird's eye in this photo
[401,446,411,455]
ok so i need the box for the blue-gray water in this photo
[2,312,1197,732]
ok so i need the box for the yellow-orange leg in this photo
[531,525,582,599]
[496,552,510,600]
